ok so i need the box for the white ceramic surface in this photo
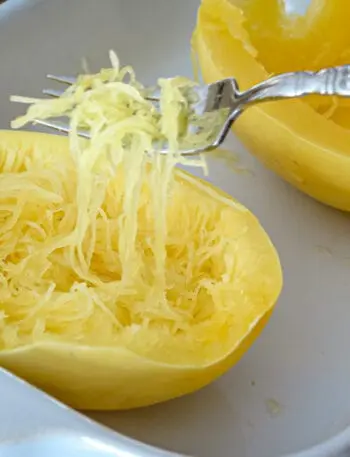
[0,1,350,457]
[0,368,182,457]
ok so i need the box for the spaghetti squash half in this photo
[0,56,282,410]
[194,0,350,211]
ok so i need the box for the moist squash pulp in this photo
[0,130,282,410]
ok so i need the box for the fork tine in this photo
[34,119,71,134]
[47,74,76,85]
[46,74,162,101]
[43,88,65,98]
[34,119,90,139]
[145,87,161,102]
[43,86,162,105]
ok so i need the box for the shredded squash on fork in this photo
[7,51,214,348]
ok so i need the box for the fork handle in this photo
[240,65,350,105]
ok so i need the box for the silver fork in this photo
[35,64,350,156]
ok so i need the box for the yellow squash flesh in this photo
[194,0,350,211]
[0,131,282,410]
